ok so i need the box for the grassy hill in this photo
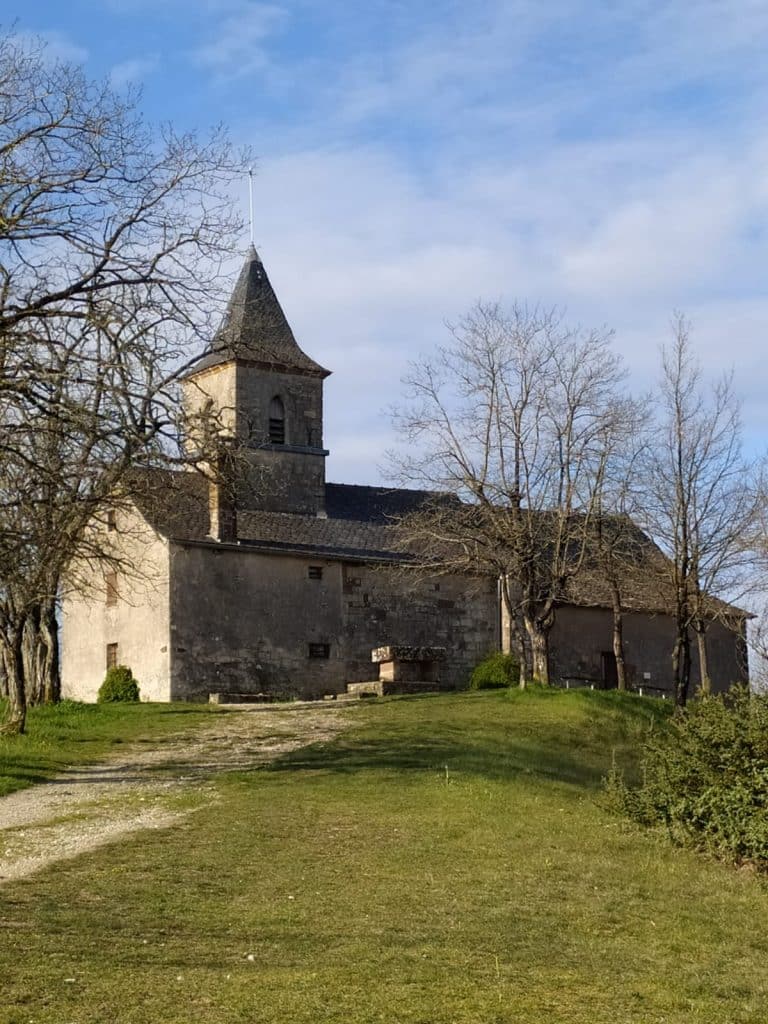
[3,688,768,1023]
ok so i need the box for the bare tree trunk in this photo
[693,617,710,696]
[0,647,7,698]
[509,605,532,689]
[22,606,42,705]
[681,633,692,704]
[672,633,682,704]
[526,620,551,685]
[40,598,60,704]
[673,625,692,706]
[514,620,529,689]
[0,622,28,735]
[0,598,58,729]
[20,600,60,705]
[610,582,628,691]
[501,579,530,688]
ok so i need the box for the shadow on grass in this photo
[0,690,669,798]
[266,737,606,788]
[263,689,670,791]
[0,767,51,794]
[0,701,222,797]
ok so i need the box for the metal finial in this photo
[248,167,255,246]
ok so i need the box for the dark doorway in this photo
[601,651,618,690]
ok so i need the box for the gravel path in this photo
[0,704,351,885]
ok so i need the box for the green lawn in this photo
[0,699,219,797]
[3,688,768,1023]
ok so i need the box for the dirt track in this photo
[0,704,350,885]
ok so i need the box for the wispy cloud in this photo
[11,1,768,480]
[11,29,88,65]
[247,119,768,481]
[109,55,159,89]
[175,0,768,476]
[290,0,768,149]
[190,1,286,77]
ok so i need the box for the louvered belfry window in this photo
[268,395,285,444]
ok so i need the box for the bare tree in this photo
[583,405,652,691]
[588,517,638,693]
[640,315,759,705]
[389,302,632,686]
[0,32,245,733]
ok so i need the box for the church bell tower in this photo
[182,246,331,522]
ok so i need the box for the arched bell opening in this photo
[268,395,286,444]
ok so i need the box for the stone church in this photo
[61,248,748,702]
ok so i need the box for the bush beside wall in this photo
[97,665,140,704]
[469,652,520,690]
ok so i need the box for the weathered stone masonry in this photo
[61,245,749,702]
[167,543,497,701]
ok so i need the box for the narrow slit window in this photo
[268,395,285,444]
[107,510,117,532]
[308,643,330,659]
[105,571,118,606]
[106,643,118,669]
[308,566,323,580]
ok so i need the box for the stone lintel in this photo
[371,645,447,664]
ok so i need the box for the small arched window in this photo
[268,395,285,444]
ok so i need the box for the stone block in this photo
[371,645,446,663]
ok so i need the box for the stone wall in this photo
[184,363,327,516]
[236,366,327,515]
[502,603,748,695]
[239,447,326,515]
[181,363,324,450]
[62,509,172,702]
[181,363,237,442]
[168,542,498,701]
[340,563,497,690]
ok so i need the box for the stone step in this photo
[209,691,275,704]
[345,680,384,698]
[345,680,443,698]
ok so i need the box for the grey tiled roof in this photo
[324,482,460,523]
[190,247,330,378]
[129,469,746,617]
[237,509,410,560]
[131,470,422,560]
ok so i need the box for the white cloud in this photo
[243,126,768,481]
[190,1,286,77]
[560,158,747,298]
[11,29,88,65]
[109,55,159,89]
[81,0,768,480]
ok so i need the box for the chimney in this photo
[207,451,237,543]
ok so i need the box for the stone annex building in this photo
[62,248,748,703]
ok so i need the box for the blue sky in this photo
[11,1,768,483]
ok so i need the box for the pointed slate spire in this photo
[192,247,330,377]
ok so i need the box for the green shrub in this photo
[469,651,520,690]
[605,686,768,869]
[97,665,140,704]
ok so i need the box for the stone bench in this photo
[371,645,446,684]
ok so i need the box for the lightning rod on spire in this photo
[248,167,255,246]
